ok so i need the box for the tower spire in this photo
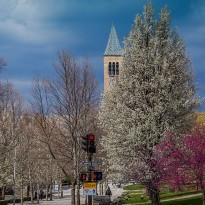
[104,25,122,56]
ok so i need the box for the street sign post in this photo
[82,161,98,166]
[83,182,97,196]
[81,133,103,205]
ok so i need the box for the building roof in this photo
[104,25,122,56]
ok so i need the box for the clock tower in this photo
[104,25,123,92]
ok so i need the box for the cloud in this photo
[0,0,204,106]
[0,0,78,45]
[11,79,32,88]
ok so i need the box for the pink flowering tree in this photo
[156,134,185,192]
[157,128,205,205]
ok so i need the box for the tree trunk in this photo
[49,182,53,201]
[37,184,40,204]
[13,147,16,205]
[202,187,205,205]
[46,184,49,201]
[104,181,107,195]
[71,182,75,205]
[150,185,160,205]
[2,187,5,200]
[60,179,63,198]
[30,185,34,204]
[57,181,60,199]
[29,169,33,204]
[101,182,104,195]
[77,180,80,205]
[72,142,78,205]
[20,176,24,205]
[26,185,30,197]
[76,140,80,205]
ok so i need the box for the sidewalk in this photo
[8,194,121,205]
[8,197,72,205]
[8,185,123,205]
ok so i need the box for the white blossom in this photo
[99,1,199,190]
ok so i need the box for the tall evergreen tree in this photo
[99,2,199,205]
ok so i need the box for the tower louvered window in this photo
[108,62,119,76]
[116,62,119,75]
[109,62,112,75]
[112,62,115,75]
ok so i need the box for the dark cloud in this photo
[0,0,204,110]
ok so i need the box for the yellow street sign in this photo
[83,182,97,196]
[83,182,96,189]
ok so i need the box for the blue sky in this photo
[0,0,205,109]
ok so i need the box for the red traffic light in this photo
[87,133,96,153]
[88,134,95,140]
[93,173,97,180]
[82,174,86,180]
[80,172,88,182]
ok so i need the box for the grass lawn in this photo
[123,195,202,205]
[122,193,149,204]
[123,184,145,191]
[161,196,202,205]
[160,190,200,199]
[122,190,201,204]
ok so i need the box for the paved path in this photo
[161,193,201,202]
[8,185,123,205]
[8,197,72,205]
[8,193,84,205]
[109,184,123,201]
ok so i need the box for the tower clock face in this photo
[109,78,116,87]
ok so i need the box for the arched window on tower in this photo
[108,62,112,75]
[116,62,119,75]
[112,62,115,75]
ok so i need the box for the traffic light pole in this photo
[81,134,99,205]
[88,153,92,205]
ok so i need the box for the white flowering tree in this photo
[0,82,23,203]
[99,2,199,205]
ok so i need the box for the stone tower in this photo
[104,25,123,92]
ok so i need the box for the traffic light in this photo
[92,171,103,181]
[81,135,88,152]
[80,172,88,182]
[87,134,96,153]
